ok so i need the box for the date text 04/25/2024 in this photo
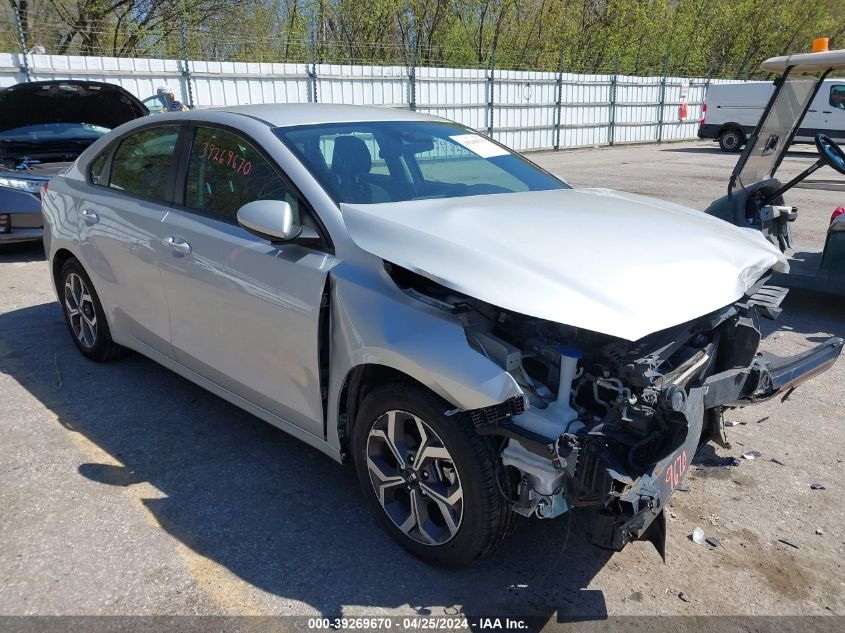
[306,617,529,630]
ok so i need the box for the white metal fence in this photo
[0,51,740,152]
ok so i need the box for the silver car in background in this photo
[0,80,146,245]
[41,104,842,567]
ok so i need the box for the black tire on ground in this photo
[58,257,126,362]
[352,382,518,567]
[718,128,744,152]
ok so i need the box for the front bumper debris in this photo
[584,387,705,558]
[460,278,843,560]
[703,337,843,408]
[588,336,842,557]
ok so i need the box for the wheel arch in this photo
[335,363,449,458]
[719,123,746,141]
[325,263,524,459]
[51,248,79,297]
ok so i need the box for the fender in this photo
[324,260,523,455]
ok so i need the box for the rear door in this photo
[78,124,181,356]
[158,124,335,436]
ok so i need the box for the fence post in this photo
[12,1,32,82]
[608,56,619,146]
[307,21,318,103]
[657,55,669,143]
[408,10,416,111]
[179,21,195,108]
[308,63,318,103]
[486,42,496,137]
[554,49,564,151]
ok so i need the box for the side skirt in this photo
[123,338,342,463]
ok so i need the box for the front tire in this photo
[353,382,517,567]
[59,258,125,362]
[719,128,744,152]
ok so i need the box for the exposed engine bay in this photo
[386,262,844,556]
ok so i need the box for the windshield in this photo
[736,70,822,188]
[0,122,110,165]
[275,121,567,204]
[0,122,110,143]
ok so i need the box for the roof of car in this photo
[760,49,845,74]
[211,103,445,127]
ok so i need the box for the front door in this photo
[158,125,335,437]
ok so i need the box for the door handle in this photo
[823,110,833,114]
[80,209,99,225]
[164,237,192,256]
[808,109,818,113]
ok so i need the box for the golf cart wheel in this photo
[719,128,744,152]
[59,258,126,362]
[353,382,517,567]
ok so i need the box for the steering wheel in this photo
[815,133,845,174]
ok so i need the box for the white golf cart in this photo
[705,47,845,295]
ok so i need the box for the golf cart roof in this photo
[761,49,845,74]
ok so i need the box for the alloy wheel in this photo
[366,410,464,546]
[64,272,98,349]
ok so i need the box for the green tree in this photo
[4,0,845,76]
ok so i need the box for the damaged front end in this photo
[387,263,843,557]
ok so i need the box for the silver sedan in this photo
[41,104,842,566]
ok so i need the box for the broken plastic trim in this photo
[703,336,844,408]
[468,396,562,461]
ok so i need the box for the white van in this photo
[699,79,845,151]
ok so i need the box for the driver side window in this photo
[829,85,845,111]
[185,127,301,224]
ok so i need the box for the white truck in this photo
[699,79,845,151]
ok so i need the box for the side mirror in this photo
[236,200,319,245]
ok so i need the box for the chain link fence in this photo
[2,3,754,152]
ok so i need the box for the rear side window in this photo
[184,127,300,224]
[830,85,845,110]
[89,150,109,185]
[109,126,179,201]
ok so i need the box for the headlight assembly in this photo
[0,176,44,193]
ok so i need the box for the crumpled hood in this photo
[341,188,788,341]
[0,80,147,132]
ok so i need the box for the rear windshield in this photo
[275,120,567,204]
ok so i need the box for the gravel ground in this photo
[0,140,843,624]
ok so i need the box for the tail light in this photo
[700,103,707,125]
[832,207,845,225]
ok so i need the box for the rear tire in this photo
[352,382,517,567]
[59,258,126,362]
[719,128,744,152]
